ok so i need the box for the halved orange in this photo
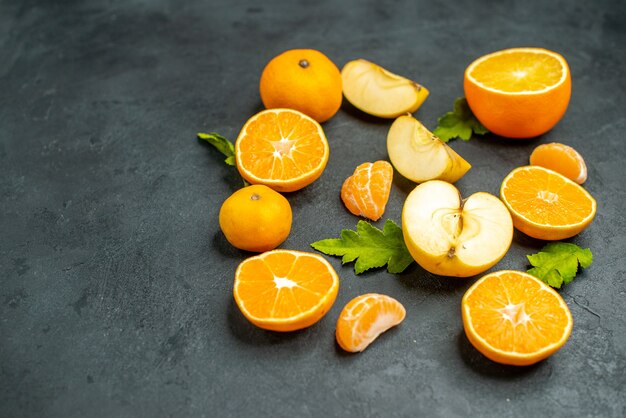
[500,165,596,240]
[341,160,393,221]
[336,294,406,353]
[464,47,571,138]
[235,108,330,192]
[233,250,339,332]
[530,142,587,184]
[462,270,573,366]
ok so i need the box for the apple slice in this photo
[341,59,429,118]
[387,115,471,183]
[402,180,513,277]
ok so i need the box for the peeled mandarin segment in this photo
[500,166,596,240]
[235,109,330,192]
[233,250,339,332]
[386,115,471,184]
[530,142,588,184]
[462,270,573,366]
[402,180,513,277]
[336,294,406,353]
[340,161,393,221]
[464,48,571,138]
[341,59,429,118]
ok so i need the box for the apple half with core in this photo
[341,59,429,118]
[387,115,471,183]
[402,181,513,277]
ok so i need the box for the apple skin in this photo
[387,115,471,184]
[341,59,429,118]
[402,180,513,277]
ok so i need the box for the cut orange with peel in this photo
[530,142,587,184]
[462,270,573,366]
[336,294,406,353]
[233,250,339,332]
[464,47,571,138]
[235,109,330,192]
[500,165,596,240]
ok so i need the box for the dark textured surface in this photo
[1,0,626,416]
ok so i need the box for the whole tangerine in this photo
[219,185,292,252]
[260,49,342,123]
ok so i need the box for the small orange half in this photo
[235,108,330,192]
[233,250,339,332]
[500,165,596,240]
[462,270,573,366]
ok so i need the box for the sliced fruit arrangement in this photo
[341,59,429,118]
[260,49,342,123]
[233,250,339,332]
[464,47,571,138]
[530,142,587,184]
[402,180,513,277]
[235,108,330,192]
[462,270,573,366]
[387,114,471,183]
[341,160,393,221]
[500,165,596,240]
[219,185,292,252]
[336,293,406,353]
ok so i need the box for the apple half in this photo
[402,180,513,277]
[387,115,471,183]
[341,59,429,118]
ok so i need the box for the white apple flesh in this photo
[387,115,471,184]
[402,180,513,277]
[341,59,429,118]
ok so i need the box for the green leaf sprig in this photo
[311,219,414,274]
[433,97,488,142]
[198,132,236,166]
[527,242,593,288]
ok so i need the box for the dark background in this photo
[1,0,625,416]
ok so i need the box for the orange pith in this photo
[500,165,596,240]
[530,142,587,184]
[336,294,406,353]
[341,161,393,221]
[235,109,330,192]
[462,270,573,366]
[464,48,571,138]
[233,250,339,332]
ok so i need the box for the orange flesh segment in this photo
[530,143,587,184]
[336,294,406,352]
[341,161,393,221]
[463,272,571,354]
[502,167,594,226]
[237,111,326,181]
[470,51,564,92]
[235,251,336,320]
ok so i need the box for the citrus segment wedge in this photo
[341,161,393,221]
[530,142,587,184]
[336,294,406,353]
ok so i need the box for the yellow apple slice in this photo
[341,59,429,118]
[387,115,471,183]
[402,180,513,277]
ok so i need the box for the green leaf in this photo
[433,97,489,142]
[310,219,414,274]
[198,132,235,166]
[526,242,593,288]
